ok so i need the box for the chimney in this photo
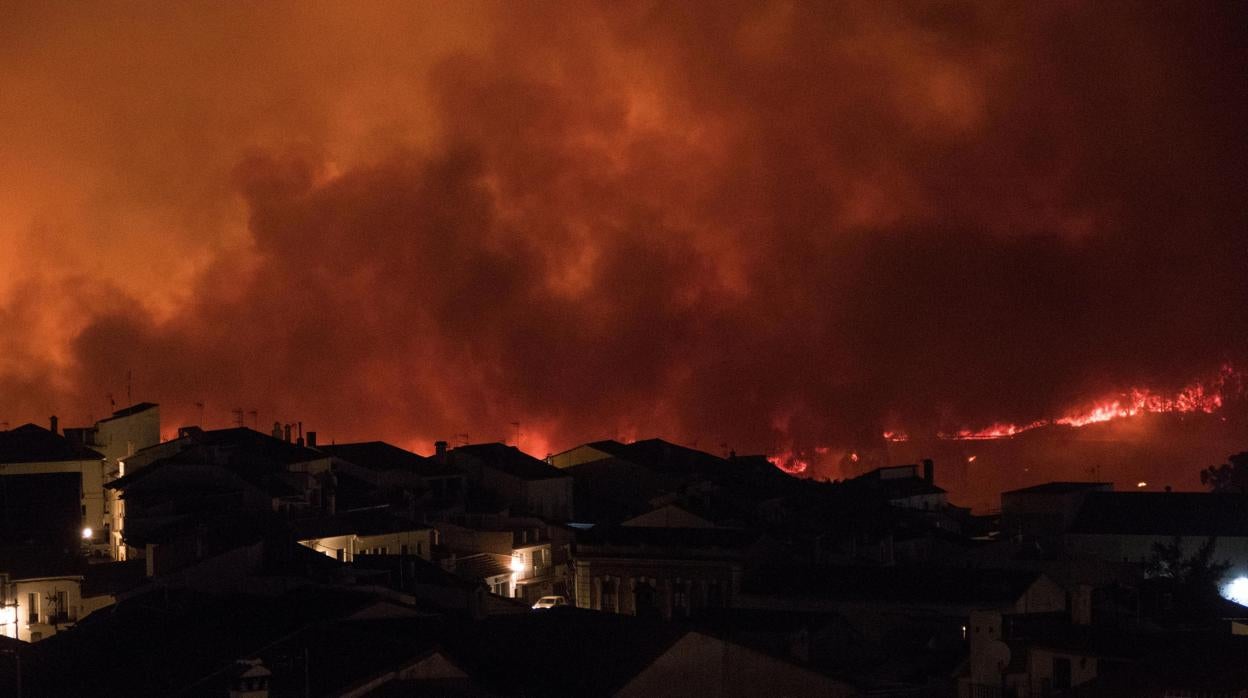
[283,424,292,443]
[49,415,58,435]
[307,431,317,448]
[435,440,448,462]
[922,458,934,484]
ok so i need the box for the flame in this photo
[767,451,809,474]
[779,366,1240,476]
[938,420,1046,440]
[876,365,1239,443]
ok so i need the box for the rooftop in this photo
[451,552,512,582]
[321,441,463,477]
[1003,481,1113,496]
[1069,491,1248,536]
[453,443,570,481]
[96,402,159,424]
[745,564,1048,605]
[0,424,103,463]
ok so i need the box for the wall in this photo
[477,468,573,521]
[7,576,84,642]
[1001,488,1111,539]
[573,557,740,619]
[1026,648,1099,694]
[547,444,613,469]
[523,476,573,520]
[0,458,103,542]
[299,528,434,562]
[95,406,161,558]
[1011,575,1068,615]
[1065,533,1248,574]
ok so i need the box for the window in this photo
[707,581,724,608]
[401,544,409,555]
[673,580,690,617]
[416,542,423,556]
[601,578,618,613]
[27,593,38,623]
[53,591,68,623]
[1053,656,1072,690]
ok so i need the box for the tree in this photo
[1200,452,1248,494]
[1144,536,1232,619]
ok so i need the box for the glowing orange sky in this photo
[1,2,1246,474]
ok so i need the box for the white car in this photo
[532,595,568,610]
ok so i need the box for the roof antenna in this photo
[511,422,521,447]
[232,408,244,427]
[195,402,205,426]
[126,370,132,406]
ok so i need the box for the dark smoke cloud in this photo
[2,2,1246,466]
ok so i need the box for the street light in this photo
[1222,576,1248,606]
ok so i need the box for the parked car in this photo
[532,595,568,610]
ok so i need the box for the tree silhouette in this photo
[1145,536,1232,618]
[1199,452,1248,494]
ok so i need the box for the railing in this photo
[47,613,72,625]
[965,684,1013,698]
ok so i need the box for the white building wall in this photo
[0,458,104,542]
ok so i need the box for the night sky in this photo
[2,2,1246,479]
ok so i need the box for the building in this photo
[1000,481,1113,539]
[0,421,105,549]
[1064,491,1248,574]
[294,510,435,563]
[448,443,573,521]
[436,515,573,603]
[844,461,949,511]
[0,550,131,642]
[572,525,753,619]
[319,441,467,508]
[106,427,336,558]
[64,403,162,558]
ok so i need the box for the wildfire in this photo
[882,365,1239,442]
[767,451,809,474]
[773,366,1239,476]
[938,421,1046,441]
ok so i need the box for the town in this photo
[1,403,1246,696]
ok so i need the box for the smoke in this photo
[2,2,1246,462]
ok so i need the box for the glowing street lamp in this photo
[81,527,93,540]
[1222,577,1248,606]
